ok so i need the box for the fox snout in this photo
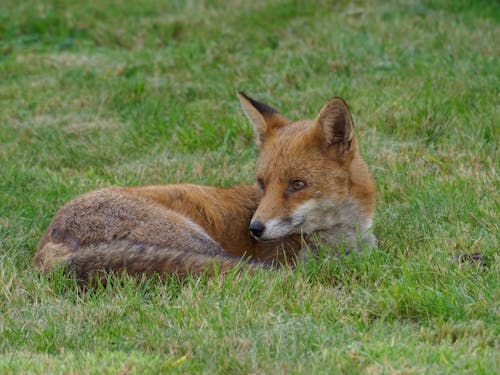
[249,220,266,239]
[249,215,301,241]
[249,188,310,241]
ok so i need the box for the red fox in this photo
[33,93,376,281]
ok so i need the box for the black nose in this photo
[249,221,265,238]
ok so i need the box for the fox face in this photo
[238,92,375,242]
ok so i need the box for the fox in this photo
[33,92,376,281]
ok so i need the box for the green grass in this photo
[1,0,499,373]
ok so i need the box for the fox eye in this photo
[257,178,265,192]
[289,179,306,192]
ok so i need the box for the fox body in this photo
[34,93,376,280]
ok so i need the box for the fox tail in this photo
[33,240,266,283]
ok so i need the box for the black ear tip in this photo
[239,93,278,116]
[237,91,249,99]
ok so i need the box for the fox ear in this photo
[237,91,289,146]
[314,97,354,156]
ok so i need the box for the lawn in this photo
[0,0,498,373]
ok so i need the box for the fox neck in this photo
[297,197,374,253]
[298,197,371,232]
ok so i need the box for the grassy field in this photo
[0,0,498,373]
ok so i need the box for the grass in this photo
[0,0,498,373]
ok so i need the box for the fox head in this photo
[238,92,375,242]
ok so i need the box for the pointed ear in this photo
[314,97,355,156]
[237,91,289,146]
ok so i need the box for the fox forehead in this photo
[256,120,345,181]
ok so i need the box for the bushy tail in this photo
[34,241,266,283]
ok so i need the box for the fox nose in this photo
[249,220,265,238]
